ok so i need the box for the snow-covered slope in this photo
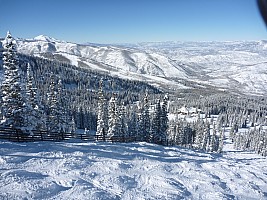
[0,139,267,199]
[135,41,267,95]
[6,35,267,95]
[12,36,190,91]
[16,36,187,78]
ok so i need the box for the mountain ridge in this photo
[1,35,267,95]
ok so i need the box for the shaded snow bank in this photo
[0,140,267,199]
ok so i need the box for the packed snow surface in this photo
[0,138,267,199]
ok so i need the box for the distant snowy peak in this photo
[33,35,61,43]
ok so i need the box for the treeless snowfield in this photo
[0,138,267,200]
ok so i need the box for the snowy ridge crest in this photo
[33,35,61,43]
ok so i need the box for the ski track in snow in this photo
[0,138,267,200]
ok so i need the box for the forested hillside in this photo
[0,33,161,132]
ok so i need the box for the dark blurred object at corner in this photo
[258,0,267,27]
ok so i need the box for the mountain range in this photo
[2,35,267,96]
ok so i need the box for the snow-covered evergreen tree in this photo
[96,79,108,140]
[217,129,224,153]
[24,63,45,133]
[70,117,76,133]
[143,93,150,141]
[183,121,194,148]
[167,121,176,145]
[201,119,210,150]
[137,102,144,141]
[150,99,161,143]
[177,120,186,146]
[137,93,150,141]
[208,123,217,152]
[57,79,70,132]
[107,93,119,140]
[118,103,128,138]
[194,118,204,149]
[46,75,60,132]
[128,105,138,138]
[160,94,169,144]
[1,31,26,130]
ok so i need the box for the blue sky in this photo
[0,0,266,43]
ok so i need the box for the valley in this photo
[8,35,267,96]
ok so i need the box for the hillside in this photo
[0,135,266,200]
[135,41,267,95]
[5,36,267,95]
[12,36,188,92]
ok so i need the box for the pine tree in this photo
[24,63,45,133]
[208,123,217,152]
[46,75,60,132]
[137,93,150,141]
[217,129,224,153]
[160,94,169,145]
[177,120,186,146]
[128,111,138,138]
[142,93,150,141]
[96,79,108,140]
[118,103,128,139]
[70,116,76,133]
[107,93,119,140]
[1,31,26,130]
[26,64,36,107]
[195,118,204,149]
[167,121,176,145]
[201,119,210,151]
[57,79,70,132]
[150,99,161,143]
[137,102,144,141]
[183,121,194,148]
